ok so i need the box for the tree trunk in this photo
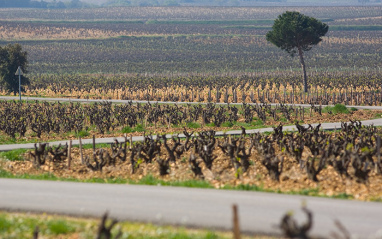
[298,47,308,93]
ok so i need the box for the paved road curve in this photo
[1,178,382,238]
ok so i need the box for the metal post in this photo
[15,66,23,101]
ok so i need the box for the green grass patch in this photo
[374,112,382,119]
[133,124,145,133]
[286,188,354,199]
[0,211,252,239]
[251,119,264,127]
[288,188,320,196]
[221,121,234,127]
[370,197,382,202]
[331,193,354,200]
[75,130,90,138]
[0,135,17,144]
[222,183,354,200]
[0,149,28,161]
[0,134,41,145]
[0,169,60,180]
[0,169,131,184]
[324,104,349,114]
[122,126,133,133]
[222,183,265,191]
[130,174,213,188]
[0,213,83,238]
[205,122,216,127]
[75,143,111,150]
[332,104,350,114]
[46,219,77,235]
[186,121,201,129]
[0,170,212,188]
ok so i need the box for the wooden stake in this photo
[92,135,96,160]
[33,226,39,239]
[79,136,84,164]
[376,136,381,174]
[68,140,72,169]
[232,204,241,239]
[302,106,304,121]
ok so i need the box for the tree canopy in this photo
[266,11,329,92]
[0,44,30,95]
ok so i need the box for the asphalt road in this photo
[1,178,382,238]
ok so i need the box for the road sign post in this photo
[15,66,23,101]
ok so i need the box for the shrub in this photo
[46,220,76,235]
[122,124,145,133]
[133,124,145,132]
[251,119,264,127]
[122,126,133,133]
[221,121,234,127]
[324,104,349,114]
[75,130,89,138]
[332,104,349,114]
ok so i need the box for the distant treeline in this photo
[0,0,90,8]
[103,0,286,7]
[1,0,378,8]
[0,0,287,8]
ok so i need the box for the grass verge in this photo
[0,211,263,239]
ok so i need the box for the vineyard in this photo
[0,7,380,75]
[1,99,382,203]
[3,121,382,202]
[0,5,382,238]
[0,100,379,143]
[1,6,382,21]
[16,72,382,106]
[7,29,381,75]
